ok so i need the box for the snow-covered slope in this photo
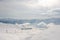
[0,23,60,40]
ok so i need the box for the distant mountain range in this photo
[0,18,60,25]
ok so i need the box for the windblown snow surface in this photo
[0,23,60,40]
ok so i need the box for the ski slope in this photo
[0,23,60,40]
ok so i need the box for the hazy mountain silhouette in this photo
[0,18,60,25]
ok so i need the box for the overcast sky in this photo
[0,0,60,19]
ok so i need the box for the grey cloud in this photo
[0,0,60,19]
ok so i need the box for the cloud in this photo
[23,0,59,8]
[0,0,60,19]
